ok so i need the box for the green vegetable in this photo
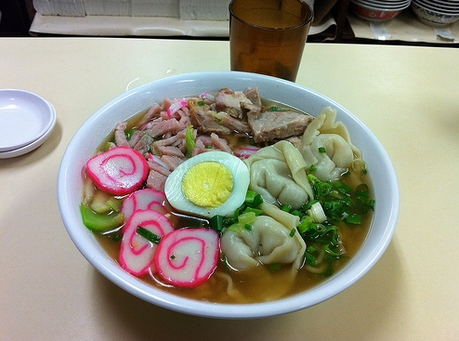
[112,234,123,242]
[237,211,256,225]
[228,211,257,233]
[307,174,375,224]
[244,190,264,208]
[227,222,245,233]
[210,215,225,234]
[136,226,161,244]
[126,129,140,140]
[185,124,196,157]
[305,245,319,266]
[281,203,292,212]
[268,105,287,112]
[298,216,344,277]
[90,190,122,214]
[307,202,327,223]
[284,173,375,277]
[212,191,264,235]
[269,263,282,271]
[80,204,124,233]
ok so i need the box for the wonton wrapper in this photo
[244,140,314,209]
[221,212,306,272]
[299,107,362,182]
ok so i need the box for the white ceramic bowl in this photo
[413,0,459,14]
[412,1,459,26]
[352,0,411,10]
[58,71,399,319]
[350,0,410,21]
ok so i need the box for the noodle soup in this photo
[82,88,375,304]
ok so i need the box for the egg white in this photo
[164,151,250,218]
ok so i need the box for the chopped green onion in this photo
[104,141,112,152]
[268,106,283,112]
[307,202,327,223]
[305,246,319,266]
[238,211,256,225]
[289,228,296,237]
[185,124,196,158]
[345,214,362,225]
[334,181,352,195]
[210,215,224,234]
[228,222,245,233]
[281,203,292,212]
[197,100,205,106]
[126,128,140,140]
[269,263,282,271]
[137,226,161,244]
[244,190,263,207]
[318,147,326,153]
[288,171,376,277]
[214,190,266,235]
[241,207,263,216]
[112,234,122,242]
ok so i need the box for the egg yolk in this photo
[182,161,233,209]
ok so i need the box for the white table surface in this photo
[0,37,458,340]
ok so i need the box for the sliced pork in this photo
[247,110,314,143]
[214,88,253,119]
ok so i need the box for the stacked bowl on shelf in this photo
[350,0,412,22]
[411,0,459,26]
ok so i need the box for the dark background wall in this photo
[0,0,35,36]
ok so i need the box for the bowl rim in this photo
[412,1,459,15]
[58,71,400,319]
[351,0,411,11]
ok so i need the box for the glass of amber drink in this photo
[229,0,313,82]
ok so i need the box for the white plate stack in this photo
[411,0,459,26]
[0,90,57,159]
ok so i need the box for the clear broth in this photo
[92,99,373,304]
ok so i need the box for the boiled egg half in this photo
[164,151,250,218]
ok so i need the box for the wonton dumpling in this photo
[244,140,314,209]
[221,215,306,271]
[300,107,361,182]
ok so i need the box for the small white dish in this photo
[0,94,57,159]
[0,89,56,152]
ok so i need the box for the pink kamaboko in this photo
[155,228,220,288]
[120,209,174,276]
[85,146,149,196]
[121,188,168,225]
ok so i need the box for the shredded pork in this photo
[112,87,315,191]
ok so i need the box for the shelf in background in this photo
[29,12,338,39]
[347,9,459,45]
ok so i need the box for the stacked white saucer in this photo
[0,90,57,159]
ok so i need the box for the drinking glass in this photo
[229,0,313,82]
